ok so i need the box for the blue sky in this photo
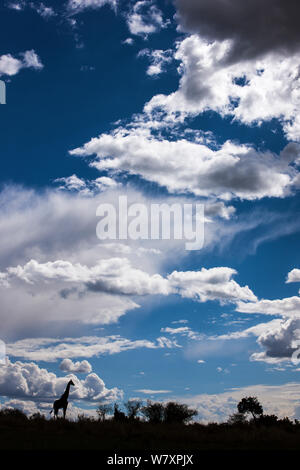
[1,0,300,422]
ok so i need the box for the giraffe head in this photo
[69,380,75,386]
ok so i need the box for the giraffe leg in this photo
[63,405,67,419]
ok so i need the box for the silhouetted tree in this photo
[237,397,263,421]
[97,404,112,422]
[124,400,142,421]
[163,402,198,424]
[141,401,164,424]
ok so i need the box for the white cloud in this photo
[145,35,300,141]
[7,1,25,11]
[54,174,87,192]
[67,0,117,14]
[59,358,92,373]
[168,267,257,303]
[236,296,300,317]
[7,1,56,17]
[70,127,300,200]
[4,257,172,295]
[178,382,300,423]
[93,176,120,190]
[31,2,56,18]
[0,359,121,403]
[250,318,300,364]
[138,48,173,76]
[126,1,168,37]
[7,335,178,362]
[1,259,256,309]
[0,278,138,337]
[286,268,300,283]
[0,185,259,338]
[206,315,300,365]
[134,389,172,394]
[0,50,43,77]
[122,38,134,46]
[54,174,120,195]
[161,326,202,341]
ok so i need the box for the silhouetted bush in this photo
[257,414,278,426]
[141,401,197,424]
[77,414,96,424]
[163,401,198,424]
[0,408,28,422]
[29,412,46,422]
[278,416,294,426]
[227,412,247,425]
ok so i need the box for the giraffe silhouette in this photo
[50,379,75,419]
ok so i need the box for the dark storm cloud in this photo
[175,0,300,62]
[257,319,300,360]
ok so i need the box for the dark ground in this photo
[1,416,300,451]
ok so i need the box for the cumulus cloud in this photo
[215,317,300,364]
[59,358,92,373]
[175,0,300,63]
[168,267,257,303]
[145,35,300,141]
[1,258,256,307]
[287,268,300,283]
[70,127,300,200]
[3,257,172,295]
[0,50,43,77]
[126,0,168,37]
[250,318,300,364]
[0,359,121,403]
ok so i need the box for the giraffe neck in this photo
[62,382,71,400]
